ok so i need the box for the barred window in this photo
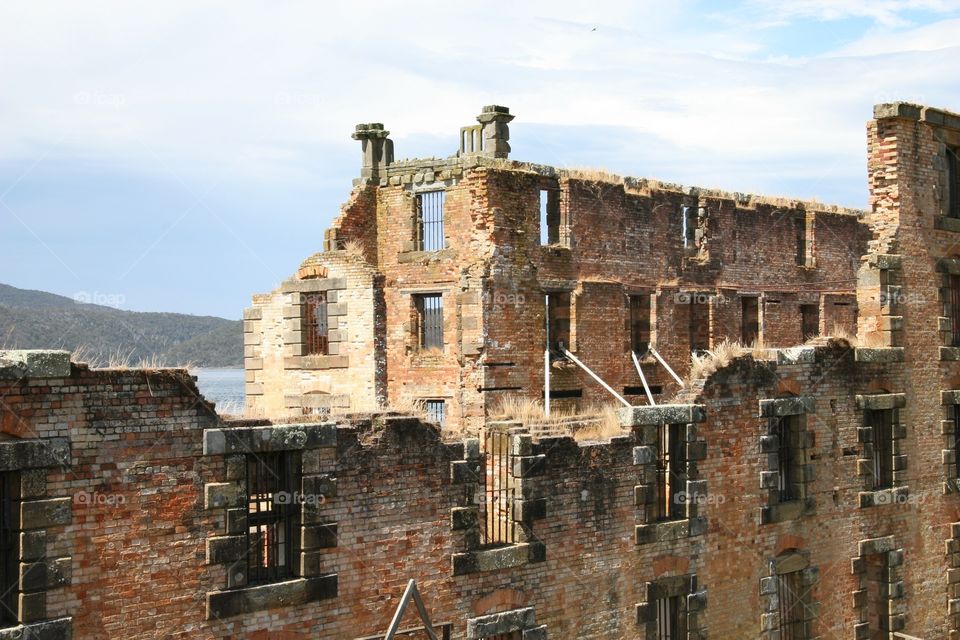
[415,190,446,252]
[777,569,808,640]
[414,294,444,351]
[655,595,686,640]
[0,472,19,625]
[867,408,895,490]
[246,452,301,586]
[948,146,959,219]
[949,274,960,347]
[795,217,806,266]
[656,424,686,522]
[953,404,960,481]
[425,399,446,426]
[775,415,799,502]
[630,294,651,355]
[303,293,329,355]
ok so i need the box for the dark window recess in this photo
[681,205,696,248]
[777,569,808,640]
[0,472,19,625]
[656,423,686,522]
[689,297,710,354]
[741,297,759,346]
[630,294,651,355]
[624,385,663,396]
[482,429,515,547]
[800,304,819,341]
[425,399,446,426]
[795,217,807,266]
[547,292,571,356]
[774,415,798,502]
[656,595,687,640]
[246,452,301,586]
[549,388,582,399]
[865,553,889,637]
[303,292,329,355]
[867,408,895,490]
[949,147,960,219]
[540,189,560,246]
[954,404,960,481]
[414,294,444,351]
[949,274,960,347]
[414,190,446,252]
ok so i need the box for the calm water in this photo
[193,368,245,412]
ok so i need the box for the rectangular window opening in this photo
[655,595,686,640]
[800,304,819,342]
[949,146,960,219]
[741,296,759,346]
[795,217,807,266]
[415,190,446,252]
[481,429,516,547]
[950,274,960,347]
[303,292,329,356]
[624,385,663,396]
[681,206,696,248]
[414,293,444,351]
[549,388,582,399]
[867,408,895,490]
[0,471,20,625]
[546,292,571,357]
[865,553,890,637]
[424,399,446,426]
[777,569,808,640]
[775,415,799,502]
[630,294,652,355]
[656,423,686,522]
[688,295,710,354]
[539,189,561,246]
[954,404,960,481]
[246,452,301,586]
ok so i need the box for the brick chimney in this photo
[476,105,514,159]
[352,123,393,180]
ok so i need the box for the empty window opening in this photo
[866,408,895,490]
[688,296,710,354]
[681,205,696,248]
[246,452,301,586]
[864,553,890,639]
[0,472,19,625]
[539,189,561,246]
[949,146,960,219]
[655,595,687,640]
[414,190,446,252]
[481,429,516,547]
[303,292,329,355]
[424,399,446,426]
[624,385,663,396]
[800,304,819,342]
[777,568,809,640]
[741,296,759,346]
[953,405,960,481]
[549,388,582,399]
[656,423,686,522]
[630,294,652,355]
[414,293,444,351]
[775,415,799,502]
[950,274,960,346]
[480,633,521,640]
[546,292,571,356]
[795,217,807,266]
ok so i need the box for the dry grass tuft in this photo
[341,239,368,261]
[560,167,623,184]
[490,395,626,442]
[688,339,749,381]
[70,344,193,370]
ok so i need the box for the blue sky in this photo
[2,0,959,318]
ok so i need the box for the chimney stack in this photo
[476,105,514,159]
[352,123,393,180]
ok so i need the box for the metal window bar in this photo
[776,415,797,502]
[656,424,686,521]
[950,274,960,347]
[304,292,329,355]
[777,570,807,640]
[954,405,960,481]
[482,429,515,546]
[415,191,446,252]
[246,452,301,586]
[630,294,651,355]
[795,217,806,265]
[0,472,19,625]
[417,294,444,350]
[425,400,446,426]
[656,596,686,640]
[869,409,894,490]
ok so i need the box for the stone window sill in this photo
[397,249,455,264]
[635,517,706,545]
[206,574,337,619]
[761,498,812,524]
[0,617,73,640]
[451,541,546,576]
[935,215,960,233]
[858,486,909,508]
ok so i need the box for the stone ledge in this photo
[466,607,536,639]
[284,355,350,370]
[242,307,262,321]
[855,393,906,410]
[942,347,960,361]
[854,347,904,363]
[0,617,71,640]
[206,574,338,619]
[452,542,546,576]
[203,423,336,455]
[0,350,71,380]
[0,439,70,472]
[204,482,244,510]
[759,396,815,417]
[20,498,71,530]
[942,390,960,405]
[936,216,960,233]
[636,519,689,545]
[858,486,909,508]
[280,277,347,293]
[775,347,816,364]
[619,404,706,427]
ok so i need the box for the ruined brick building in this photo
[243,106,868,432]
[0,102,959,639]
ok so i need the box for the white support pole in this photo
[631,351,656,406]
[562,349,631,407]
[649,347,685,388]
[544,350,551,417]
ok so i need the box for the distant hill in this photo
[0,283,242,368]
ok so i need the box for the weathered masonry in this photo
[2,101,960,639]
[244,106,870,431]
